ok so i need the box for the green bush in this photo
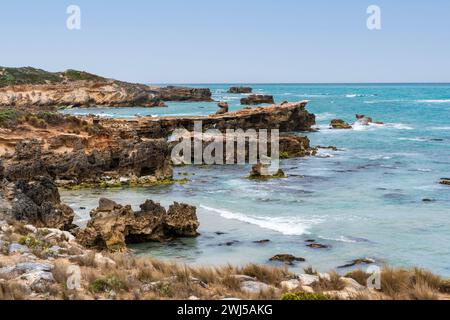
[90,276,127,293]
[281,291,330,301]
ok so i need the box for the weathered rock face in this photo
[135,101,315,139]
[0,67,213,108]
[249,163,285,180]
[228,87,252,94]
[241,95,275,105]
[151,86,213,102]
[77,198,199,251]
[7,177,75,230]
[279,135,316,158]
[330,119,352,129]
[0,81,162,108]
[4,138,172,185]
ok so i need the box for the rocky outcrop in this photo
[0,67,212,108]
[440,178,450,186]
[0,81,162,109]
[241,95,275,105]
[6,177,75,230]
[151,86,213,102]
[228,87,252,94]
[3,138,172,186]
[355,114,384,126]
[216,102,229,115]
[77,198,199,251]
[269,254,305,265]
[135,101,315,139]
[330,119,352,129]
[249,163,285,180]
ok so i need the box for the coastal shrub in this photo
[89,276,126,293]
[281,291,330,301]
[28,116,47,129]
[0,108,22,127]
[279,151,290,159]
[36,111,65,125]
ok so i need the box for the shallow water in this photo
[61,84,450,275]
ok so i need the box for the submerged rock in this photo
[241,94,275,105]
[307,243,331,249]
[338,258,375,269]
[330,119,352,129]
[249,163,285,180]
[228,87,252,94]
[77,198,199,251]
[269,254,305,265]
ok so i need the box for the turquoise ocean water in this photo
[61,84,450,275]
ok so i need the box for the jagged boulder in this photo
[241,95,275,105]
[9,177,75,230]
[77,198,199,251]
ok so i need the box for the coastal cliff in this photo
[0,67,212,108]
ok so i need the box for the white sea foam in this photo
[318,236,358,243]
[416,99,450,104]
[431,126,450,130]
[398,137,427,142]
[200,205,322,236]
[315,112,335,121]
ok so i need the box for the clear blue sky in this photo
[1,0,449,83]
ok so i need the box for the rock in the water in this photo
[330,119,352,129]
[440,178,450,186]
[355,114,384,126]
[228,87,252,94]
[249,163,285,180]
[269,254,305,265]
[338,258,375,269]
[307,243,331,249]
[216,101,229,115]
[77,198,199,251]
[241,95,275,105]
[165,202,199,237]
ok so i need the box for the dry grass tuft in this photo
[313,271,345,292]
[346,269,370,286]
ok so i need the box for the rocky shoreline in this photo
[0,67,212,109]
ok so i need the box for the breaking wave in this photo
[200,205,322,236]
